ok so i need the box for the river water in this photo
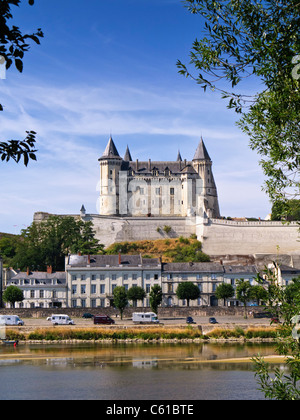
[0,342,279,400]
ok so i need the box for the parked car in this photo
[209,317,218,324]
[186,316,196,324]
[94,315,115,325]
[82,313,94,319]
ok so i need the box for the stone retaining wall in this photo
[0,305,259,319]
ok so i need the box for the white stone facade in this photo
[98,136,220,219]
[5,254,300,309]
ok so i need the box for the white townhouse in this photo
[223,265,258,306]
[65,254,162,308]
[161,262,225,307]
[5,254,299,310]
[6,266,67,309]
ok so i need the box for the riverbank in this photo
[3,323,281,344]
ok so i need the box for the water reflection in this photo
[0,342,280,400]
[0,341,277,369]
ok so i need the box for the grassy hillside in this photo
[105,237,210,263]
[0,232,18,239]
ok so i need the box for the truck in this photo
[50,314,74,325]
[0,315,24,326]
[132,312,159,324]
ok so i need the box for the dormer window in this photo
[152,168,159,176]
[164,167,170,176]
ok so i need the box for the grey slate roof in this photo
[193,137,211,161]
[99,137,121,160]
[124,145,133,161]
[67,254,161,268]
[279,265,300,275]
[8,271,66,284]
[123,161,194,176]
[162,262,224,273]
[177,150,182,161]
[223,265,257,275]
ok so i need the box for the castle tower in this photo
[192,137,220,218]
[98,136,123,215]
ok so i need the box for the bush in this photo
[163,225,172,234]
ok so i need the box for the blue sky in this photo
[0,0,271,234]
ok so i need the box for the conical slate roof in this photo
[99,136,121,160]
[177,150,182,161]
[124,145,133,161]
[193,137,211,161]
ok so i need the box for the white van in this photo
[50,314,74,325]
[0,315,24,326]
[132,312,159,324]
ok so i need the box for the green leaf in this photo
[14,58,23,73]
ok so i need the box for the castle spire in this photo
[99,136,121,160]
[177,150,182,161]
[124,145,133,161]
[193,137,211,161]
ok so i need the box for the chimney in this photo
[148,159,151,171]
[118,252,121,265]
[26,267,30,276]
[87,255,91,264]
[47,265,52,274]
[136,159,139,171]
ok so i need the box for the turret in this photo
[98,136,123,216]
[192,137,220,218]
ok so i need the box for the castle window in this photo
[170,188,174,195]
[155,187,161,195]
[152,168,159,176]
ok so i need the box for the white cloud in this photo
[0,77,270,233]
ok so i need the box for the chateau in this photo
[33,136,300,255]
[98,136,220,218]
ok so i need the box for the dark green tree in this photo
[113,286,128,320]
[271,200,300,221]
[12,216,103,271]
[149,284,163,314]
[215,283,235,306]
[2,285,23,308]
[236,278,253,318]
[1,0,43,165]
[127,286,146,307]
[250,285,268,306]
[176,282,200,307]
[177,0,300,203]
[0,235,20,265]
[253,275,300,400]
[166,240,210,263]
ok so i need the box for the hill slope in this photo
[105,237,210,263]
